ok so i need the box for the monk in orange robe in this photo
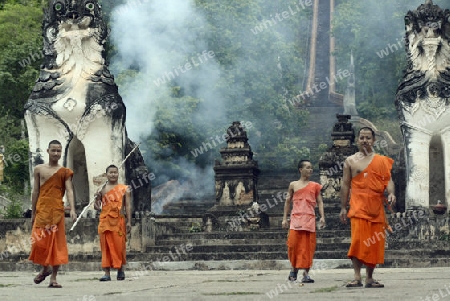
[340,127,396,288]
[94,164,131,281]
[29,140,77,288]
[282,159,325,283]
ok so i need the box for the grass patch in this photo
[0,284,15,288]
[203,279,259,283]
[311,285,339,293]
[104,292,122,295]
[203,292,261,296]
[73,278,99,282]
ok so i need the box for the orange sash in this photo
[98,184,128,234]
[29,167,73,266]
[34,168,73,228]
[98,184,128,268]
[347,154,393,223]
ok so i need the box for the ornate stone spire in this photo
[342,51,359,120]
[213,121,259,206]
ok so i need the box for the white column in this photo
[402,123,432,209]
[440,127,450,211]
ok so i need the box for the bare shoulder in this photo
[287,181,296,191]
[346,153,357,162]
[345,153,361,167]
[33,164,44,173]
[289,180,298,187]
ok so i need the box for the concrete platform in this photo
[1,265,449,301]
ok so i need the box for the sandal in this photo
[301,275,315,283]
[117,271,125,281]
[34,270,52,284]
[99,275,111,282]
[346,280,363,287]
[365,280,384,288]
[288,270,298,282]
[48,282,62,288]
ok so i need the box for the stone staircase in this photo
[141,208,450,268]
[140,168,450,268]
[1,210,449,271]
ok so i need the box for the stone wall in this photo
[2,208,449,260]
[387,209,450,241]
[0,218,143,258]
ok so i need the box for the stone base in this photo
[204,204,269,232]
[386,207,450,240]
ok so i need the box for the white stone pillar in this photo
[440,127,450,211]
[402,123,432,209]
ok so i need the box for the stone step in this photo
[154,237,352,246]
[155,229,351,241]
[159,200,216,215]
[148,240,450,254]
[150,219,351,233]
[145,242,354,254]
[154,234,450,249]
[151,212,417,233]
[2,247,449,263]
[2,257,450,271]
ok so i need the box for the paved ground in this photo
[1,265,450,301]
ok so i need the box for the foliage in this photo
[357,101,396,120]
[189,222,203,233]
[0,110,24,146]
[0,186,24,218]
[2,139,29,194]
[1,198,23,218]
[438,232,450,241]
[0,1,42,198]
[0,110,29,194]
[0,2,43,119]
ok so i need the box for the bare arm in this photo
[282,183,294,229]
[386,177,396,205]
[31,166,41,225]
[65,176,77,222]
[340,159,352,224]
[317,193,325,223]
[124,187,132,233]
[93,187,103,211]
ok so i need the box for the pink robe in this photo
[287,182,322,269]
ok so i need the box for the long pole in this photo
[69,143,140,231]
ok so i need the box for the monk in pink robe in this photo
[282,160,325,283]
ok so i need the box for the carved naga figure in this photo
[24,0,151,212]
[395,0,450,210]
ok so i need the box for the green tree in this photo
[0,2,43,119]
[2,139,29,194]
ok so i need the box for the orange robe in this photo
[347,154,393,268]
[98,184,128,269]
[287,182,322,269]
[29,167,73,266]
